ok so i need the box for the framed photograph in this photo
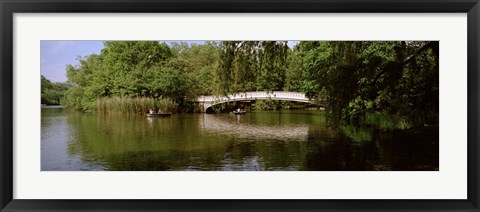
[1,0,479,211]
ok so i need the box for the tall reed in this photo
[96,96,178,114]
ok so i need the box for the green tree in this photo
[299,41,438,129]
[285,46,304,91]
[216,41,289,94]
[257,41,288,91]
[168,41,221,96]
[41,75,69,105]
[63,41,175,111]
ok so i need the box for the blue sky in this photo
[41,41,298,82]
[41,41,104,82]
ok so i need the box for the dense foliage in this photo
[54,41,438,129]
[298,41,438,129]
[62,41,220,112]
[41,75,69,105]
[217,41,289,94]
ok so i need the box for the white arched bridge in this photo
[195,91,323,112]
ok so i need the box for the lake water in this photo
[41,107,438,171]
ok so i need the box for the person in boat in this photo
[149,109,154,114]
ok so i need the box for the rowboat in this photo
[233,109,246,115]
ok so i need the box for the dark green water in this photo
[41,108,438,171]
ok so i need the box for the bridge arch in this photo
[195,91,324,113]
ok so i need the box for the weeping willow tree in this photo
[216,41,289,94]
[299,41,439,129]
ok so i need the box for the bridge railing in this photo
[197,91,307,102]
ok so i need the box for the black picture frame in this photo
[1,0,479,211]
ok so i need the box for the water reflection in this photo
[41,108,105,171]
[41,109,439,171]
[200,114,309,140]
